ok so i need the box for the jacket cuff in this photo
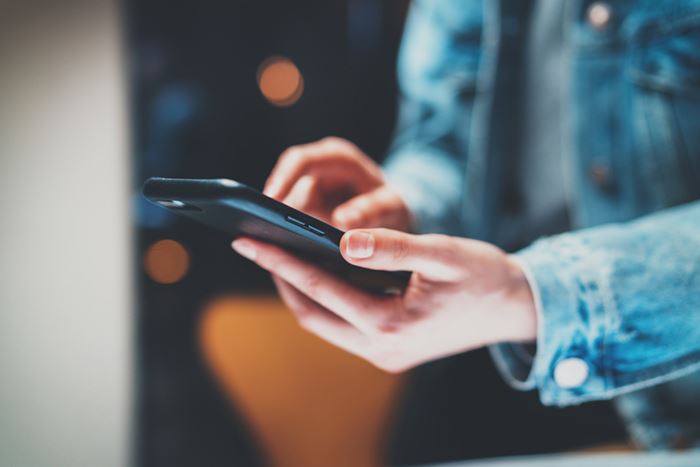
[507,235,611,407]
[488,255,543,392]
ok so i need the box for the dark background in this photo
[126,1,626,465]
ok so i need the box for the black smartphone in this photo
[142,177,411,294]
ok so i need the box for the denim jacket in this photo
[383,0,700,450]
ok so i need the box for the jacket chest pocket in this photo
[627,13,700,209]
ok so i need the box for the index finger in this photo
[232,237,397,335]
[264,142,381,200]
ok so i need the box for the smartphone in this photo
[142,177,411,294]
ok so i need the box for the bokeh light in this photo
[144,239,190,284]
[257,56,304,107]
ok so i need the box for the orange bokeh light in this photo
[257,56,304,107]
[144,239,190,284]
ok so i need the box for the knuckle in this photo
[390,236,410,263]
[376,322,401,336]
[321,136,343,146]
[279,146,305,164]
[320,136,348,149]
[302,270,324,296]
[375,298,407,335]
[343,202,365,221]
[425,234,461,262]
[280,145,299,158]
[370,357,407,374]
[292,298,314,318]
[296,314,317,333]
[321,137,358,156]
[423,233,448,244]
[351,211,367,226]
[375,198,397,220]
[383,363,408,374]
[353,196,373,212]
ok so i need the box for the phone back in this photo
[143,177,410,294]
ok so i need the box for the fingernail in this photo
[232,239,257,260]
[346,231,374,259]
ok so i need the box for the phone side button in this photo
[307,225,325,236]
[285,216,306,227]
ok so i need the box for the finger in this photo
[272,275,347,327]
[266,152,376,200]
[232,237,396,334]
[282,174,319,211]
[264,140,381,200]
[332,188,383,229]
[281,174,349,223]
[340,229,466,281]
[272,276,372,357]
[332,186,406,230]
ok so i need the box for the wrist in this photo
[501,255,538,343]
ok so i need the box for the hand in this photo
[264,137,412,231]
[232,229,537,373]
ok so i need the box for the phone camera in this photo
[156,199,202,212]
[157,200,186,208]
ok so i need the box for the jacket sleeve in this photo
[383,0,482,235]
[491,200,700,407]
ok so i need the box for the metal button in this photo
[587,2,612,30]
[589,163,611,188]
[285,215,306,227]
[307,224,325,236]
[554,357,590,389]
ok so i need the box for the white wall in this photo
[0,1,132,466]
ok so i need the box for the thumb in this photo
[339,229,465,281]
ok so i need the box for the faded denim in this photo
[384,0,700,450]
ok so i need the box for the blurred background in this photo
[1,1,627,466]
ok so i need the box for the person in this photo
[232,0,700,453]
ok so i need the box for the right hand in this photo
[264,137,412,231]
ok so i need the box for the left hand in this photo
[232,229,537,372]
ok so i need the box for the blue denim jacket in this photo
[383,0,700,450]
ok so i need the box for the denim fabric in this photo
[383,0,700,450]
